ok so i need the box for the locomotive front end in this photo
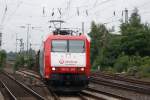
[40,29,90,92]
[49,38,90,92]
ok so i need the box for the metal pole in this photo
[0,32,2,50]
[82,22,84,34]
[27,24,30,55]
[16,33,18,52]
[22,43,24,52]
[29,43,32,54]
[59,8,62,29]
[125,8,128,23]
[0,25,3,50]
[20,39,23,53]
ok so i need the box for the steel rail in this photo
[3,72,46,100]
[0,80,17,100]
[87,87,131,100]
[78,93,89,100]
[48,87,60,100]
[51,92,60,100]
[17,70,61,100]
[17,70,41,80]
[80,91,106,100]
[90,76,150,95]
[91,72,150,86]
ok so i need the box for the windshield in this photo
[52,40,67,52]
[69,40,85,53]
[51,40,85,53]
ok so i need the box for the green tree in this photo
[120,8,150,56]
[104,34,123,66]
[26,55,34,69]
[90,21,99,65]
[90,8,150,78]
[114,53,130,72]
[0,50,7,70]
[89,21,109,70]
[14,54,24,71]
[120,8,143,36]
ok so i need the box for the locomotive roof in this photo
[44,34,88,42]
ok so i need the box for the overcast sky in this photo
[0,0,150,52]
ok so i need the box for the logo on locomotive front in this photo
[59,59,64,64]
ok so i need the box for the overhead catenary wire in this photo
[5,1,22,24]
[0,0,7,25]
[63,0,150,24]
[0,0,8,49]
[61,0,124,34]
[63,6,143,31]
[0,0,22,27]
[40,0,116,20]
[36,0,124,26]
[3,0,150,51]
[62,0,118,21]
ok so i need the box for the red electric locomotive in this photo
[39,29,90,92]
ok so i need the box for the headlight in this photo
[81,68,84,71]
[52,67,56,71]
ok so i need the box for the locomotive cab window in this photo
[51,40,85,53]
[69,40,85,53]
[52,40,67,52]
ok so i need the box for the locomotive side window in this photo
[69,40,85,53]
[52,40,67,52]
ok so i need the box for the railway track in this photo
[17,70,130,100]
[85,87,130,100]
[17,70,41,80]
[16,70,150,99]
[16,71,84,100]
[0,72,46,100]
[47,86,109,100]
[80,90,113,100]
[91,72,150,95]
[91,72,150,86]
[50,91,109,100]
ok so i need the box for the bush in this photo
[26,55,34,69]
[139,65,150,78]
[104,67,116,74]
[0,50,6,70]
[13,54,25,71]
[138,57,150,77]
[127,66,139,76]
[114,54,130,72]
[126,56,150,78]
